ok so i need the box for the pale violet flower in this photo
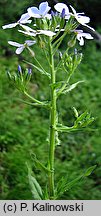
[27,1,51,18]
[70,6,95,31]
[19,29,55,37]
[8,40,36,54]
[54,3,94,31]
[18,30,37,37]
[54,3,70,19]
[19,24,37,36]
[2,13,32,29]
[38,30,56,36]
[75,30,93,46]
[54,3,69,14]
[18,25,56,37]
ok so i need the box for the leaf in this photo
[7,71,12,80]
[56,124,77,132]
[64,175,84,191]
[50,81,65,90]
[62,80,84,94]
[84,165,97,177]
[76,110,88,122]
[24,60,51,79]
[72,107,79,118]
[55,165,97,199]
[74,110,94,128]
[31,153,51,174]
[42,185,49,200]
[55,177,67,198]
[18,99,50,108]
[27,163,43,200]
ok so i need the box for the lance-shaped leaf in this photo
[56,123,77,133]
[31,153,51,174]
[42,185,49,200]
[84,165,97,176]
[56,110,94,133]
[24,60,51,79]
[65,165,97,191]
[27,163,43,200]
[50,81,65,90]
[18,99,50,108]
[74,110,94,128]
[62,80,84,94]
[55,165,96,199]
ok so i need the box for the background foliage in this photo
[0,0,101,199]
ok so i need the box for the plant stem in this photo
[48,38,56,199]
[24,90,44,105]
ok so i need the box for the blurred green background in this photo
[0,0,101,199]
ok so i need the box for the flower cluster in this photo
[2,1,94,54]
[7,65,32,92]
[8,40,36,54]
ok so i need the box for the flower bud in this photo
[28,68,32,74]
[68,36,76,47]
[18,65,22,73]
[51,10,55,17]
[61,8,65,18]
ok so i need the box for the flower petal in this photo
[27,7,41,18]
[16,46,24,54]
[8,41,22,47]
[45,14,52,19]
[18,30,37,36]
[38,30,56,36]
[25,40,36,46]
[65,15,70,20]
[77,35,84,46]
[39,1,51,16]
[19,13,31,23]
[2,23,17,29]
[54,3,69,14]
[20,24,36,33]
[82,33,93,39]
[83,24,95,31]
[77,15,90,24]
[70,5,94,31]
[70,5,76,15]
[76,30,93,46]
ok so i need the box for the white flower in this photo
[19,29,55,37]
[27,1,51,18]
[18,30,37,37]
[38,30,56,36]
[8,40,36,54]
[2,13,32,29]
[19,24,37,36]
[54,3,94,31]
[75,30,93,46]
[18,24,56,37]
[70,6,95,31]
[54,3,70,19]
[54,3,69,14]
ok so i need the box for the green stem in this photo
[57,72,73,97]
[24,90,44,105]
[27,46,49,77]
[56,47,69,71]
[57,77,69,97]
[48,38,57,199]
